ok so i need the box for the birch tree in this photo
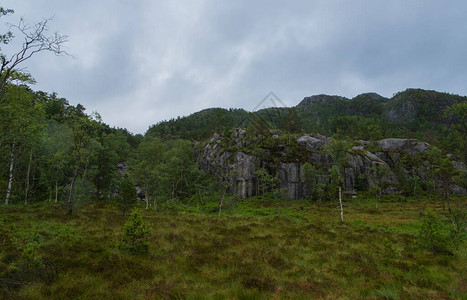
[1,84,43,205]
[326,139,350,223]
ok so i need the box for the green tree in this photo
[368,163,391,200]
[444,102,467,163]
[254,168,279,195]
[282,107,301,134]
[130,136,165,210]
[427,147,460,213]
[1,84,44,205]
[119,209,151,254]
[39,122,72,203]
[417,209,464,255]
[116,174,137,217]
[247,113,271,145]
[65,109,101,214]
[302,162,318,198]
[93,131,130,199]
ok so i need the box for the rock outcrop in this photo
[196,129,467,199]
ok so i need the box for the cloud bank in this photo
[3,0,467,133]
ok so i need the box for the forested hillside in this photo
[0,85,142,210]
[148,89,467,159]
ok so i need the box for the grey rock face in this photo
[230,152,259,198]
[278,162,302,199]
[378,138,430,155]
[296,134,331,151]
[197,131,466,199]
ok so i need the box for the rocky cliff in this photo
[196,129,466,199]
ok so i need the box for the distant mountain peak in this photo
[353,92,387,101]
[296,94,349,109]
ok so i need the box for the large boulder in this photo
[378,138,430,155]
[296,134,330,151]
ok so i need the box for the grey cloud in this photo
[2,0,467,133]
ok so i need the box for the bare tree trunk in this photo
[219,189,226,217]
[446,188,452,214]
[171,182,175,200]
[441,192,446,211]
[339,187,344,223]
[24,149,33,205]
[68,171,78,215]
[5,142,16,205]
[55,180,58,204]
[144,184,149,209]
[154,195,157,211]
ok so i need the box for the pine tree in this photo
[117,174,137,217]
[119,209,151,254]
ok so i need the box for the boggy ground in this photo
[0,195,466,299]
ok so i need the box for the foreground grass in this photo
[0,196,466,299]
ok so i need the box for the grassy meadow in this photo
[1,195,466,299]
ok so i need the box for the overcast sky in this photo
[2,1,467,133]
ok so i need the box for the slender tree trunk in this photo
[219,189,225,217]
[55,180,58,204]
[171,182,175,200]
[441,191,446,211]
[446,187,451,214]
[68,171,78,215]
[5,141,16,205]
[339,187,344,223]
[154,194,157,211]
[24,150,33,205]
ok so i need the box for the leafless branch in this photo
[0,17,70,100]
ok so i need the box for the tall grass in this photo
[0,196,466,299]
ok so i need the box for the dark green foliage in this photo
[417,209,465,255]
[116,174,137,216]
[326,139,351,168]
[146,108,249,140]
[356,173,368,191]
[145,88,467,162]
[254,168,279,195]
[119,209,151,254]
[302,162,318,198]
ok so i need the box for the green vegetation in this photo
[0,196,466,299]
[1,4,467,299]
[116,174,137,217]
[147,89,467,158]
[119,209,151,254]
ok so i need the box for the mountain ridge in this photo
[146,88,467,157]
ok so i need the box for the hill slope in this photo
[146,88,467,156]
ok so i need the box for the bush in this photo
[417,209,464,255]
[119,209,151,254]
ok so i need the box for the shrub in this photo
[119,209,151,254]
[417,209,463,255]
